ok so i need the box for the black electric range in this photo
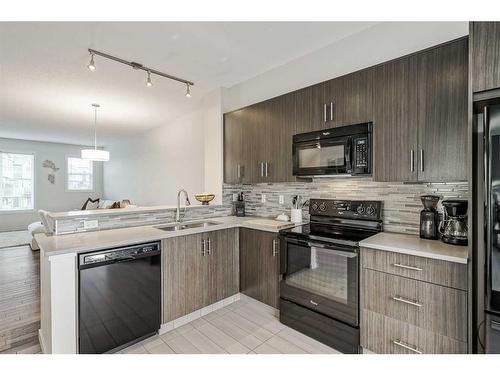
[279,199,382,354]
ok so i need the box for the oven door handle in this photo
[307,242,358,258]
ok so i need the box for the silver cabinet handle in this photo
[272,239,279,257]
[237,164,241,179]
[393,295,422,307]
[260,162,264,177]
[393,263,423,272]
[207,238,211,255]
[392,339,422,354]
[410,150,414,173]
[323,103,327,123]
[310,300,318,306]
[265,162,269,177]
[201,239,206,256]
[330,102,333,121]
[420,149,424,172]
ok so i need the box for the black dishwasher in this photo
[78,242,161,354]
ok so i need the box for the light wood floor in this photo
[0,245,41,354]
[120,296,340,354]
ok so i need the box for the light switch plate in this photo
[279,195,284,204]
[83,219,99,230]
[261,194,266,203]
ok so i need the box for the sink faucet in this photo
[176,189,191,222]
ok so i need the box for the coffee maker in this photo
[419,195,440,240]
[439,200,468,246]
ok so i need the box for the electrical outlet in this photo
[279,195,284,204]
[261,194,266,203]
[83,220,99,230]
[232,193,238,202]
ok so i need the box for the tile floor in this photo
[120,296,339,354]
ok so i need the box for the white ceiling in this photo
[0,22,378,146]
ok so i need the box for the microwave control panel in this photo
[354,137,368,168]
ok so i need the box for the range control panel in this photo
[309,199,382,220]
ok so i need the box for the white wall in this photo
[0,138,103,231]
[222,22,469,112]
[103,89,223,206]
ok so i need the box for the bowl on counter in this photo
[195,193,215,205]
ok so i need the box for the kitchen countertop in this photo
[359,232,468,264]
[35,216,303,258]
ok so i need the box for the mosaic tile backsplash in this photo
[222,178,469,235]
[54,205,233,235]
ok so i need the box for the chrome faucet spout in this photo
[176,189,190,222]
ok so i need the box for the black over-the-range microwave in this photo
[292,122,372,177]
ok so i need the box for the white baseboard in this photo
[159,293,241,335]
[38,329,47,354]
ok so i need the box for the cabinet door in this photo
[471,22,500,93]
[239,228,261,301]
[329,68,374,127]
[267,93,296,182]
[209,228,239,304]
[162,237,187,323]
[295,82,331,134]
[416,38,468,182]
[260,232,280,309]
[373,57,418,182]
[223,111,244,184]
[239,228,280,308]
[184,233,209,315]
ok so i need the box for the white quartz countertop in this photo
[35,216,302,258]
[359,232,468,264]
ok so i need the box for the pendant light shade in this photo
[81,148,110,161]
[81,103,109,161]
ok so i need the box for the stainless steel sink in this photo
[156,221,219,232]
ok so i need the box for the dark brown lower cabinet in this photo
[162,228,239,323]
[239,228,280,309]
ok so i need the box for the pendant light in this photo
[81,104,110,161]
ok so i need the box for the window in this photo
[67,157,93,191]
[0,152,35,211]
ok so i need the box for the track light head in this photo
[185,83,191,98]
[88,53,96,71]
[146,71,153,87]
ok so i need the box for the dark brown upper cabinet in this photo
[224,37,468,184]
[373,56,418,182]
[471,22,500,93]
[294,82,330,134]
[223,109,244,184]
[373,38,467,182]
[415,38,468,182]
[328,68,374,127]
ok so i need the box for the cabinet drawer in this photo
[361,269,467,341]
[361,309,467,354]
[361,247,467,290]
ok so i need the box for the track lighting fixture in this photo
[87,53,96,71]
[86,48,194,95]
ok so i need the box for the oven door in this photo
[280,236,359,326]
[293,136,352,176]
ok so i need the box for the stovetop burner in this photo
[280,198,383,246]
